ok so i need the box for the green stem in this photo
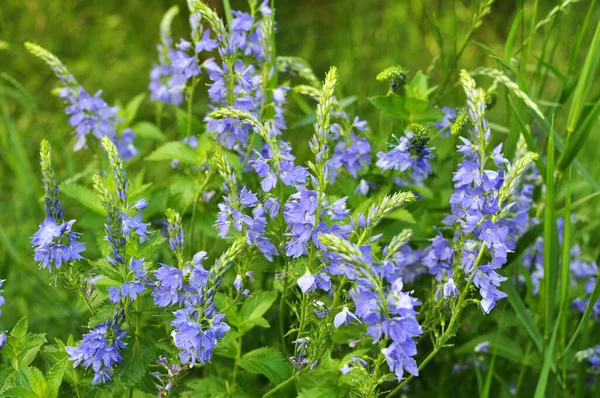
[231,331,243,391]
[262,374,296,398]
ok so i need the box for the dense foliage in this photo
[1,0,600,397]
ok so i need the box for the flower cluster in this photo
[376,123,434,186]
[149,6,218,105]
[319,223,423,381]
[152,233,245,367]
[212,150,278,260]
[423,70,537,313]
[575,346,600,371]
[66,312,128,384]
[32,141,85,271]
[25,43,138,159]
[327,117,371,183]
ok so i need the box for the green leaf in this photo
[239,291,278,333]
[502,281,543,354]
[123,93,146,126]
[145,141,198,165]
[60,183,106,216]
[131,121,166,141]
[237,347,291,385]
[137,235,166,259]
[2,387,38,398]
[368,95,408,119]
[405,71,436,101]
[558,94,600,170]
[566,19,600,134]
[27,367,48,398]
[10,318,28,339]
[385,208,416,224]
[543,123,558,339]
[298,385,344,398]
[88,300,115,327]
[45,358,68,398]
[92,259,125,283]
[116,335,156,388]
[184,377,227,398]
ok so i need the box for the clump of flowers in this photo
[376,123,434,186]
[25,43,138,159]
[66,312,128,384]
[31,140,85,271]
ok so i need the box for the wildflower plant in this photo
[2,1,599,397]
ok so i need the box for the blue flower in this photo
[333,307,361,328]
[66,316,128,385]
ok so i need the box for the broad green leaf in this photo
[131,121,166,141]
[386,208,416,224]
[60,183,106,216]
[368,95,408,119]
[146,141,198,165]
[45,358,68,398]
[88,300,115,327]
[238,290,278,333]
[115,335,156,388]
[10,317,28,339]
[298,385,345,398]
[184,377,227,398]
[2,387,38,398]
[92,259,125,283]
[27,367,48,398]
[405,71,436,101]
[237,347,291,385]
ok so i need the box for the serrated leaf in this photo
[237,347,291,385]
[10,318,28,339]
[237,291,277,333]
[60,183,106,216]
[88,300,115,327]
[137,235,166,259]
[27,367,48,398]
[131,121,166,141]
[19,334,47,368]
[92,259,124,283]
[45,358,68,398]
[115,335,156,388]
[386,208,416,224]
[3,387,38,398]
[368,95,408,119]
[183,377,227,398]
[145,142,198,165]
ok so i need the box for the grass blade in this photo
[543,119,558,340]
[558,93,600,170]
[502,281,543,354]
[565,19,600,135]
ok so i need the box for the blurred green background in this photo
[1,0,599,343]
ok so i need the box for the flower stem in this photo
[262,374,296,398]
